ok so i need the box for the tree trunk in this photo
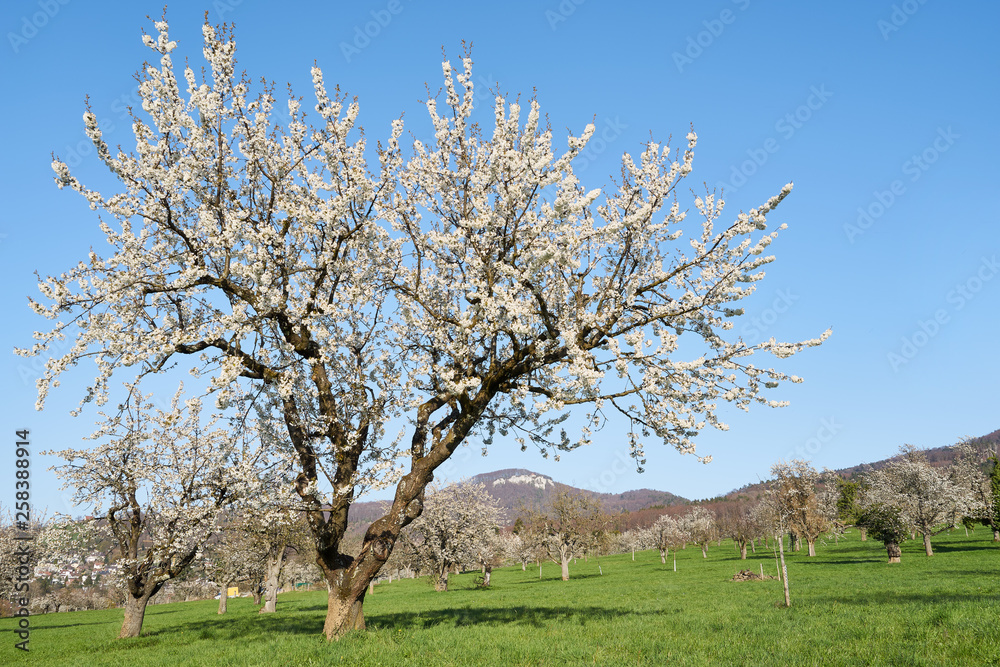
[659,549,666,564]
[323,590,365,638]
[886,541,901,563]
[560,555,570,581]
[217,583,229,615]
[923,531,933,556]
[740,542,748,560]
[993,529,999,542]
[119,592,154,639]
[483,565,492,587]
[807,539,816,557]
[251,584,263,605]
[521,561,526,571]
[750,540,756,554]
[701,543,708,559]
[860,526,867,541]
[435,568,449,592]
[259,552,283,613]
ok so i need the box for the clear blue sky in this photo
[2,0,998,514]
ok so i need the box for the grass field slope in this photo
[3,530,998,666]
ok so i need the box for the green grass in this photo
[3,530,999,665]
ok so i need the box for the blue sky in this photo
[2,0,998,514]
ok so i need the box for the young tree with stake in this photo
[21,17,828,638]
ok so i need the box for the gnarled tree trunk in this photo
[922,532,933,556]
[806,538,816,557]
[659,549,667,564]
[560,553,571,581]
[886,541,901,563]
[119,590,155,639]
[739,542,748,560]
[259,550,284,613]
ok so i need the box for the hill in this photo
[346,427,999,529]
[346,468,687,528]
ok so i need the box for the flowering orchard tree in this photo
[649,513,688,564]
[681,506,717,558]
[949,440,1000,541]
[525,491,604,581]
[20,18,828,638]
[401,482,505,591]
[865,445,972,557]
[44,383,265,638]
[768,460,834,557]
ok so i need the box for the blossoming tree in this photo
[44,383,265,638]
[401,482,505,591]
[20,17,828,638]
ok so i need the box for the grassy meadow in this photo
[2,529,998,666]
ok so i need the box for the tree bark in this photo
[701,543,708,559]
[922,532,933,556]
[119,592,154,639]
[435,569,449,592]
[807,539,816,557]
[560,554,570,581]
[659,549,666,564]
[993,529,999,542]
[482,565,492,587]
[259,551,283,613]
[739,543,748,560]
[886,541,901,563]
[218,583,229,615]
[860,526,867,541]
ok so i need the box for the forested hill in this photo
[345,468,687,526]
[346,428,998,527]
[712,427,1000,503]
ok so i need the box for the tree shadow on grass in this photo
[515,572,606,584]
[155,611,325,641]
[369,604,650,632]
[928,543,999,553]
[159,604,651,639]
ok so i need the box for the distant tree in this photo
[888,445,971,556]
[44,384,264,638]
[530,492,603,581]
[681,507,716,558]
[835,477,865,540]
[949,440,1000,542]
[619,528,652,561]
[857,502,908,564]
[649,513,687,565]
[768,460,833,557]
[403,483,505,591]
[718,501,763,559]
